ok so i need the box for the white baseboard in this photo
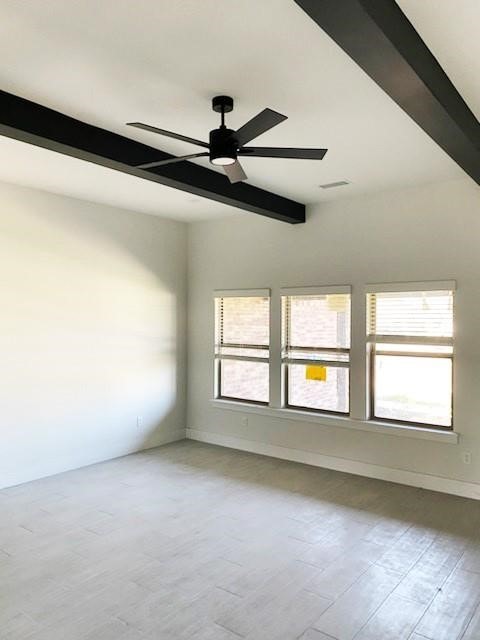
[186,428,480,501]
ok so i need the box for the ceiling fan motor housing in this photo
[209,127,238,165]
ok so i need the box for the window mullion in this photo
[269,289,282,409]
[350,286,367,420]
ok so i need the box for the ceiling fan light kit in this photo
[127,95,327,184]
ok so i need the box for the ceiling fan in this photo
[127,96,327,184]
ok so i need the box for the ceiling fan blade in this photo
[240,147,328,160]
[127,122,209,148]
[136,152,209,169]
[235,108,287,146]
[223,160,248,184]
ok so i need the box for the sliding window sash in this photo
[366,281,455,428]
[213,289,270,404]
[215,343,269,364]
[281,285,351,414]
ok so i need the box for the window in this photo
[213,280,457,436]
[367,286,454,428]
[282,288,351,414]
[214,291,270,404]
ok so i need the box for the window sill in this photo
[209,399,459,444]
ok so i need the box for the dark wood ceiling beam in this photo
[0,90,305,224]
[294,0,480,185]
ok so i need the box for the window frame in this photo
[281,286,352,416]
[213,289,270,406]
[366,282,455,431]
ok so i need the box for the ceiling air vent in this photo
[319,180,350,189]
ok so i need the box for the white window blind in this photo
[218,296,269,347]
[214,293,270,404]
[368,290,454,342]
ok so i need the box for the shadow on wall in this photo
[0,185,186,487]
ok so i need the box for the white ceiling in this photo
[0,136,240,221]
[0,0,474,221]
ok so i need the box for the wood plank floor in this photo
[1,440,480,640]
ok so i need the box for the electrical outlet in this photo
[241,416,249,428]
[137,416,143,429]
[463,451,472,465]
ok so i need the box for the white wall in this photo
[187,178,480,494]
[0,182,187,488]
[3,176,480,494]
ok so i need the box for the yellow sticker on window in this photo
[306,365,327,381]
[326,294,348,312]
